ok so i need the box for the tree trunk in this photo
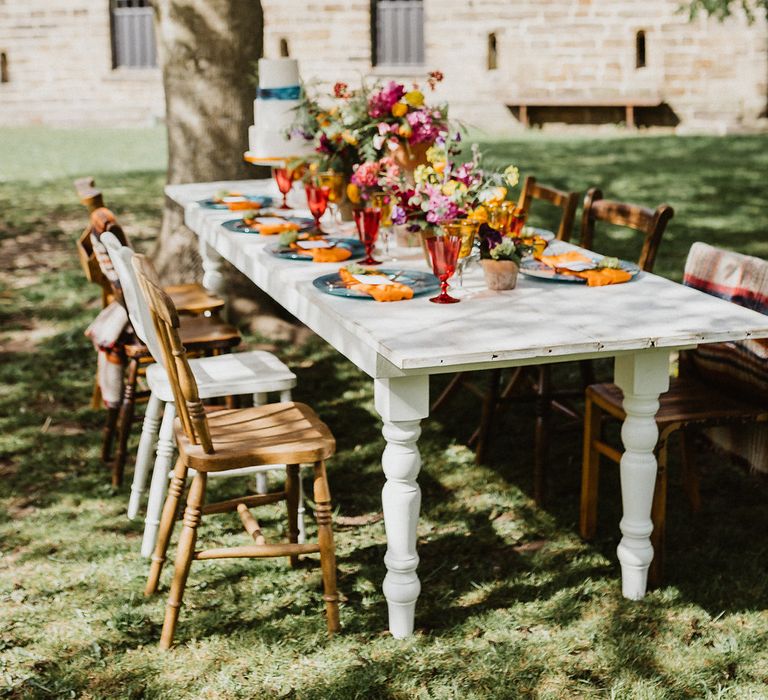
[152,0,265,281]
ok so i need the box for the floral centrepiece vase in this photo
[481,259,519,290]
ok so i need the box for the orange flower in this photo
[391,102,408,118]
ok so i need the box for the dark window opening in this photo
[371,0,424,67]
[636,30,646,69]
[487,32,498,70]
[0,52,8,83]
[110,0,157,69]
[279,37,290,57]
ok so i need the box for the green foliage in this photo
[1,130,768,698]
[685,0,768,22]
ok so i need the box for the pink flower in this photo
[350,161,381,189]
[406,109,441,144]
[368,81,406,118]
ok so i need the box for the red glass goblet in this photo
[305,183,330,233]
[273,167,294,209]
[353,207,382,265]
[427,234,462,304]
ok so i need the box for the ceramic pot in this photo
[481,259,519,290]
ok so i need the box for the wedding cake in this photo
[247,58,313,160]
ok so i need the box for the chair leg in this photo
[313,460,340,634]
[533,365,552,505]
[297,473,306,544]
[145,455,187,596]
[129,393,163,521]
[141,403,177,558]
[159,471,207,650]
[285,464,300,567]
[679,429,701,513]
[102,406,120,464]
[474,368,501,464]
[579,394,602,540]
[113,357,139,488]
[253,392,269,495]
[648,440,669,589]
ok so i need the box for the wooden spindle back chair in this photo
[132,254,339,648]
[516,175,580,241]
[579,187,674,273]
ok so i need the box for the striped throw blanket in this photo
[682,242,768,473]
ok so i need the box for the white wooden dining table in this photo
[166,178,768,639]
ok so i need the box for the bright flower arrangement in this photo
[288,72,448,177]
[374,135,522,231]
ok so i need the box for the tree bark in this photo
[152,0,265,281]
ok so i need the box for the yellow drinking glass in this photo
[370,191,392,226]
[486,204,511,234]
[318,171,345,232]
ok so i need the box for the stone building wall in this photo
[263,0,768,133]
[0,0,164,126]
[0,0,765,131]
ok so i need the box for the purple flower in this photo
[390,204,407,225]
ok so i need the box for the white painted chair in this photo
[100,232,304,557]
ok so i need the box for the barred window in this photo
[110,0,157,69]
[372,0,424,67]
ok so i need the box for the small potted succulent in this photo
[478,224,530,290]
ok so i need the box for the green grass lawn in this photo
[1,129,768,699]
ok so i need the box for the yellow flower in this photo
[342,131,358,146]
[346,183,361,204]
[413,164,434,184]
[504,164,520,188]
[398,123,413,139]
[442,181,458,196]
[480,186,508,206]
[468,206,488,223]
[391,102,408,118]
[426,145,446,166]
[404,90,425,107]
[433,161,446,174]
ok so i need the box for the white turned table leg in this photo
[374,375,430,639]
[614,350,670,599]
[128,393,163,521]
[141,403,177,558]
[198,237,226,297]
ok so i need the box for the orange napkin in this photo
[227,200,263,211]
[539,251,631,287]
[255,222,301,235]
[338,268,414,302]
[307,247,352,263]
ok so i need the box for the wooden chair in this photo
[132,254,339,648]
[473,189,674,505]
[581,243,768,586]
[431,178,580,450]
[101,232,300,558]
[75,178,226,316]
[84,206,241,488]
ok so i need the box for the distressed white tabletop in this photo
[166,178,768,637]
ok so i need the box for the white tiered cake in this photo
[247,58,313,161]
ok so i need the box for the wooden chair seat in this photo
[175,402,336,471]
[166,283,225,316]
[588,379,766,427]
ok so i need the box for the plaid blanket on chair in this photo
[682,242,768,473]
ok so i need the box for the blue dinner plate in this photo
[198,194,273,210]
[222,216,314,234]
[267,237,365,261]
[313,268,440,299]
[519,256,640,283]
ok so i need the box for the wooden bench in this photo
[508,97,663,129]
